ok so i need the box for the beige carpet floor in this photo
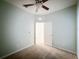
[4,45,77,59]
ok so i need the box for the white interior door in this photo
[36,22,45,45]
[35,22,52,46]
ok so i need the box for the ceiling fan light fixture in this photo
[38,17,42,21]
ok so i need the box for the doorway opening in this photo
[35,22,45,45]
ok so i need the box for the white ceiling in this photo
[5,0,76,15]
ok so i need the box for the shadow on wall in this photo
[0,0,34,57]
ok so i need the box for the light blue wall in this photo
[43,5,77,53]
[0,0,34,57]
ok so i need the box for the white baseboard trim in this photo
[46,44,77,55]
[52,46,77,55]
[0,44,33,59]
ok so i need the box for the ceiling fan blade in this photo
[42,5,49,10]
[23,4,34,7]
[42,0,48,3]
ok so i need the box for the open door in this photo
[36,22,45,46]
[35,22,52,46]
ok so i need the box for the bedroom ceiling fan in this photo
[23,0,49,12]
